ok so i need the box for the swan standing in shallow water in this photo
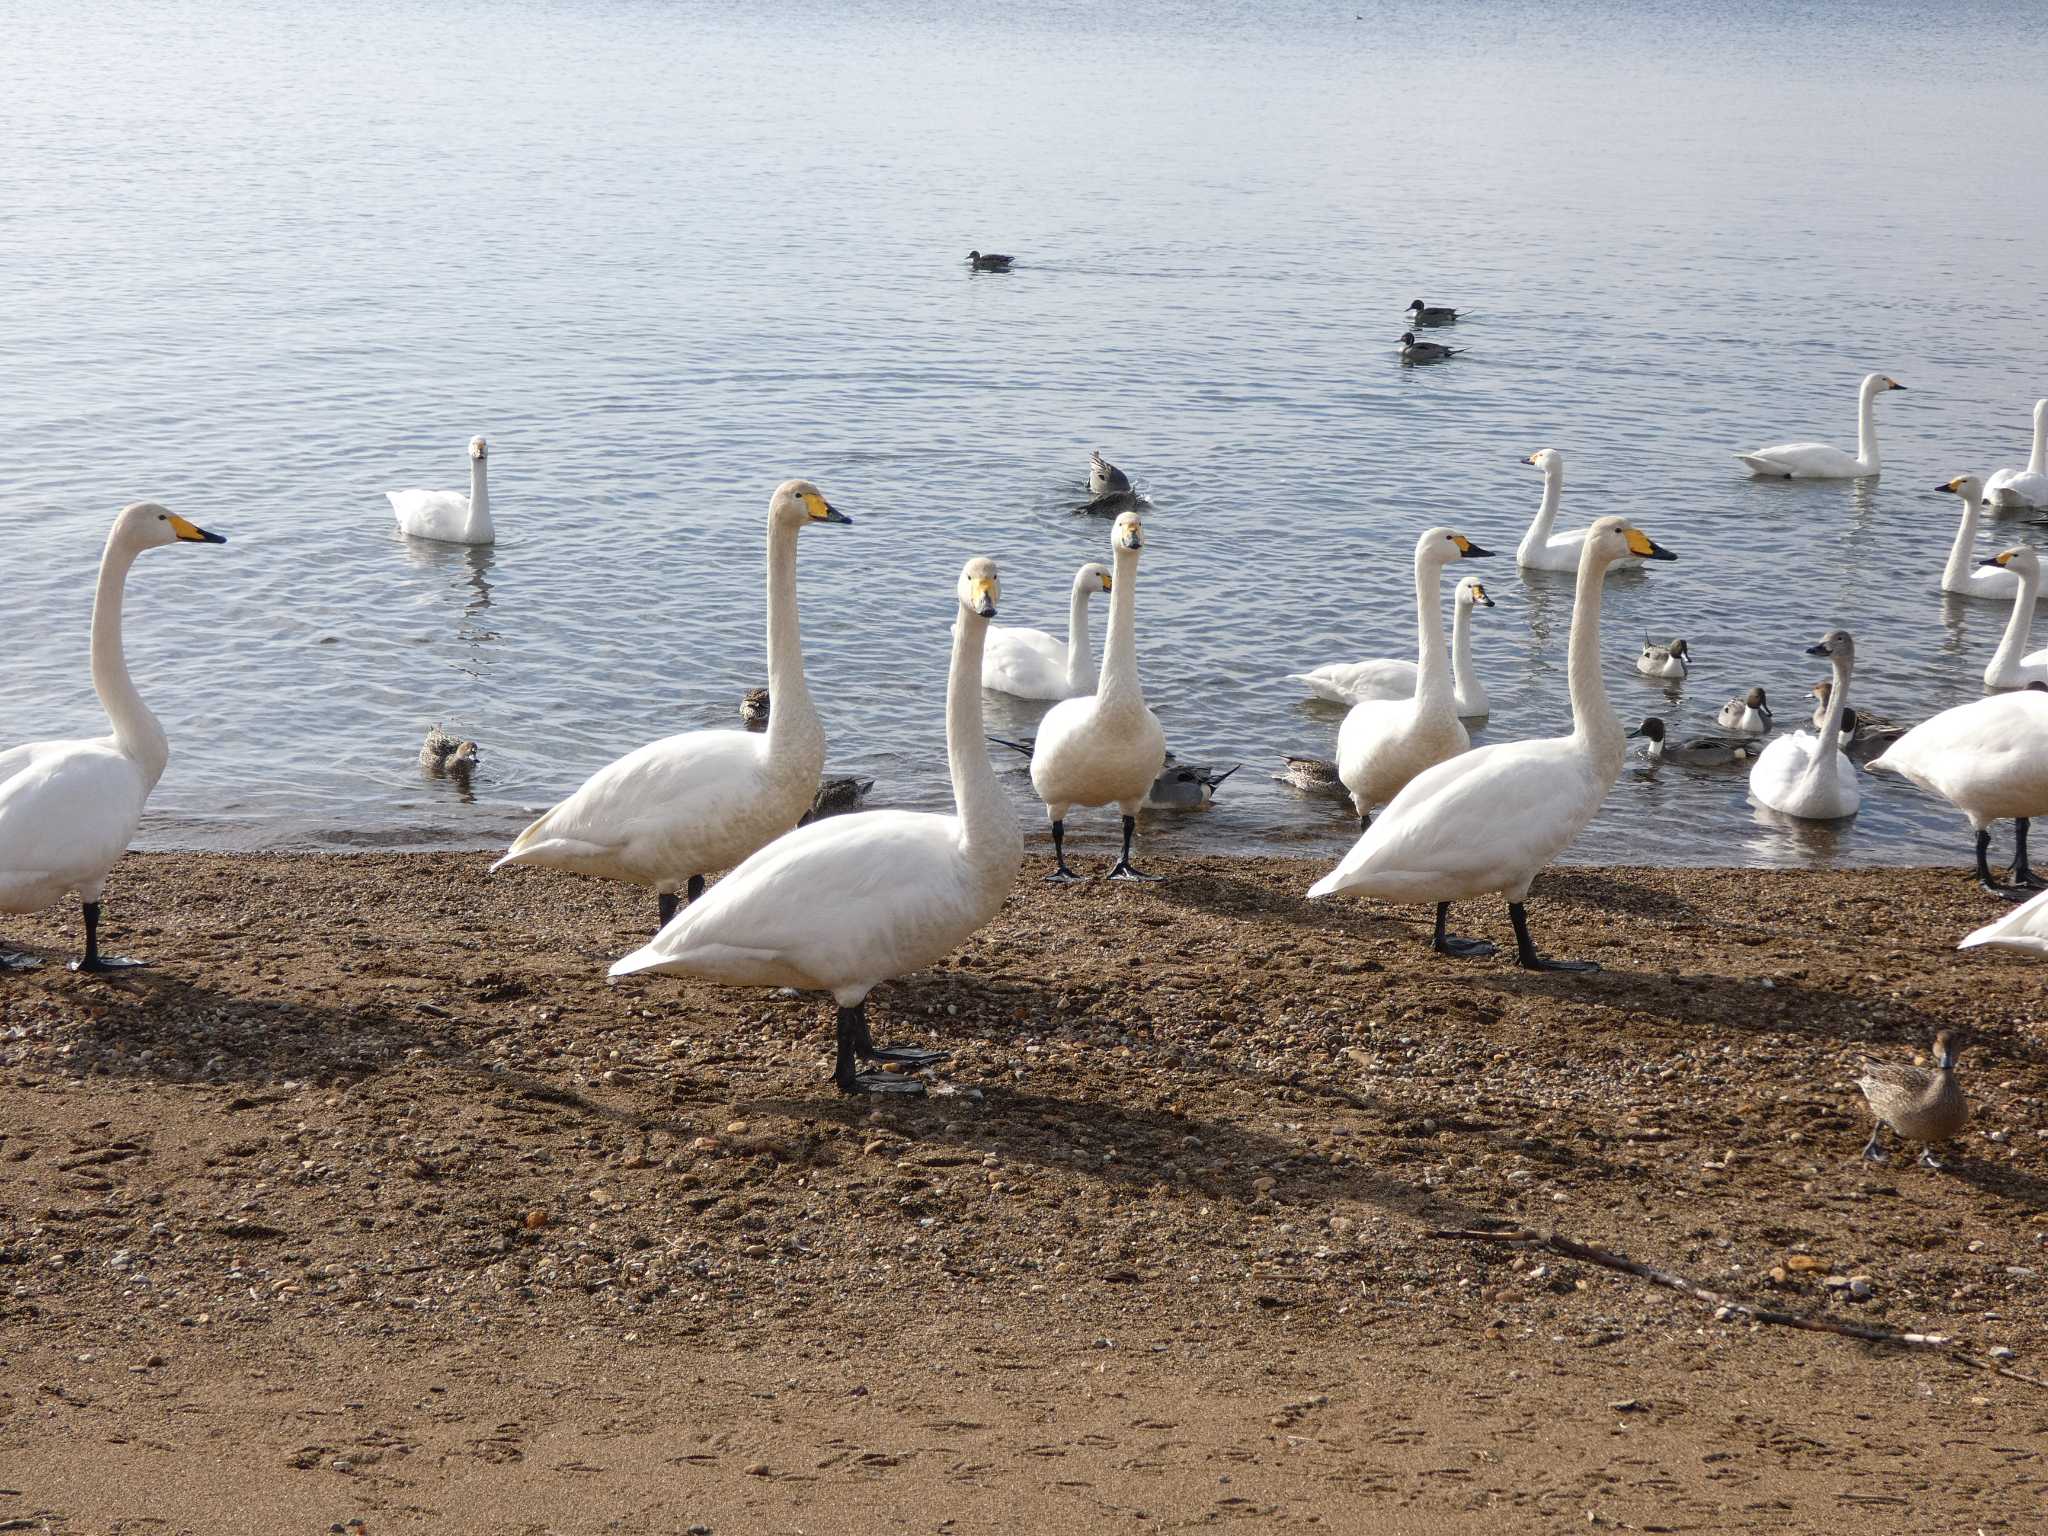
[0,503,226,971]
[1336,529,1493,827]
[612,558,1022,1098]
[1978,546,2048,690]
[1514,449,1645,575]
[1736,373,1904,479]
[1748,631,1860,820]
[493,480,848,927]
[1717,687,1773,736]
[1936,476,2021,599]
[388,436,495,545]
[980,562,1111,699]
[1287,576,1494,716]
[1868,686,2048,896]
[1309,517,1676,968]
[1986,399,2048,510]
[1027,512,1167,881]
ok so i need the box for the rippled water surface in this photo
[6,0,2048,869]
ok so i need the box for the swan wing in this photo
[1310,737,1599,903]
[1985,469,2048,508]
[612,810,997,994]
[0,739,149,908]
[1735,443,1862,478]
[1867,693,2048,819]
[387,489,473,540]
[1291,659,1415,706]
[981,626,1071,698]
[1959,885,2048,955]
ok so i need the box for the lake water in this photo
[6,0,2048,872]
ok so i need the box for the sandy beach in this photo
[3,851,2045,1534]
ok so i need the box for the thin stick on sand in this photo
[1428,1224,2047,1391]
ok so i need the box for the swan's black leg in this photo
[1044,819,1084,883]
[1358,809,1372,832]
[1977,829,2028,900]
[1508,902,1598,973]
[657,892,679,929]
[1431,901,1496,959]
[849,1006,947,1069]
[70,902,145,974]
[688,873,705,903]
[2007,819,2047,890]
[833,1004,927,1095]
[1861,1123,1886,1162]
[1107,814,1160,881]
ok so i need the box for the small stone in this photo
[1608,1399,1646,1413]
[745,1461,770,1477]
[1252,1177,1275,1194]
[1785,1255,1825,1272]
[687,1527,713,1536]
[1848,1276,1874,1300]
[726,1120,750,1136]
[1990,1346,2017,1361]
[523,1209,548,1230]
[588,1188,611,1207]
[689,1136,720,1154]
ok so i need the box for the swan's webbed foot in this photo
[834,1005,936,1095]
[1508,902,1599,973]
[0,948,42,972]
[848,1008,947,1069]
[1044,865,1086,884]
[837,1068,928,1096]
[1106,815,1160,882]
[1044,820,1087,883]
[70,903,146,974]
[1431,902,1496,959]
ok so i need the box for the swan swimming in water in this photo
[1736,373,1905,479]
[1309,516,1676,969]
[1748,631,1860,820]
[494,480,848,928]
[388,436,495,545]
[1979,545,2048,690]
[1986,398,2048,511]
[1287,576,1494,717]
[1868,685,2048,897]
[0,503,226,972]
[980,561,1112,700]
[1936,476,2021,599]
[1514,449,1647,576]
[611,557,1022,1098]
[1335,529,1493,827]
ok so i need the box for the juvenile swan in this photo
[494,480,849,927]
[1309,517,1676,968]
[1027,512,1167,881]
[0,503,226,971]
[1736,373,1905,479]
[611,559,1022,1098]
[1748,630,1860,820]
[1288,576,1494,717]
[1336,529,1493,826]
[388,436,495,545]
[981,562,1112,700]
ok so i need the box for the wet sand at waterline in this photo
[2,852,2044,1533]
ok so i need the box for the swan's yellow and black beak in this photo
[1468,582,1495,607]
[971,576,999,619]
[169,514,226,544]
[1886,378,1908,391]
[1803,640,1831,657]
[1099,572,1113,593]
[1624,527,1676,561]
[1937,478,1964,494]
[1980,549,2021,569]
[1451,535,1494,559]
[803,491,851,525]
[1520,453,1538,465]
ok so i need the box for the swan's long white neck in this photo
[1063,574,1097,694]
[1855,377,1882,473]
[1518,461,1562,561]
[1411,550,1455,707]
[1449,593,1477,697]
[761,517,822,760]
[1810,651,1851,769]
[465,454,490,540]
[948,606,1020,865]
[1943,487,1987,590]
[1566,544,1624,772]
[91,532,169,788]
[1990,560,2041,680]
[1096,545,1145,709]
[2031,401,2048,476]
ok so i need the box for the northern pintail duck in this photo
[1716,686,1772,736]
[1628,717,1761,767]
[1637,636,1691,679]
[1406,298,1460,325]
[1399,331,1461,362]
[967,250,1014,271]
[1857,1031,1968,1168]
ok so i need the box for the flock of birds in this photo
[1,333,2045,1160]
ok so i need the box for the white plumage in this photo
[1309,516,1677,970]
[493,479,848,923]
[1979,545,2048,690]
[980,561,1111,700]
[1936,475,2021,599]
[1985,399,2048,511]
[1960,886,2048,955]
[388,435,495,545]
[1335,529,1493,822]
[1287,576,1494,717]
[1736,373,1904,479]
[1869,687,2048,894]
[612,558,1022,1098]
[1748,630,1860,820]
[0,502,227,971]
[1514,448,1645,575]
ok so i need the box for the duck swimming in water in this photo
[1399,331,1461,363]
[1274,754,1348,799]
[1637,637,1691,679]
[967,250,1014,271]
[1406,298,1460,325]
[1629,717,1763,767]
[1716,686,1772,736]
[420,724,480,777]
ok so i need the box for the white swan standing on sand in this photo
[1309,516,1676,968]
[493,480,848,927]
[0,503,226,971]
[612,558,1022,1098]
[1287,576,1494,717]
[1979,546,2048,690]
[388,436,495,545]
[980,561,1111,700]
[1869,685,2048,897]
[1515,449,1644,575]
[1028,511,1167,881]
[1736,373,1905,479]
[1748,631,1860,821]
[1936,476,2021,599]
[1336,529,1493,826]
[1986,399,2048,511]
